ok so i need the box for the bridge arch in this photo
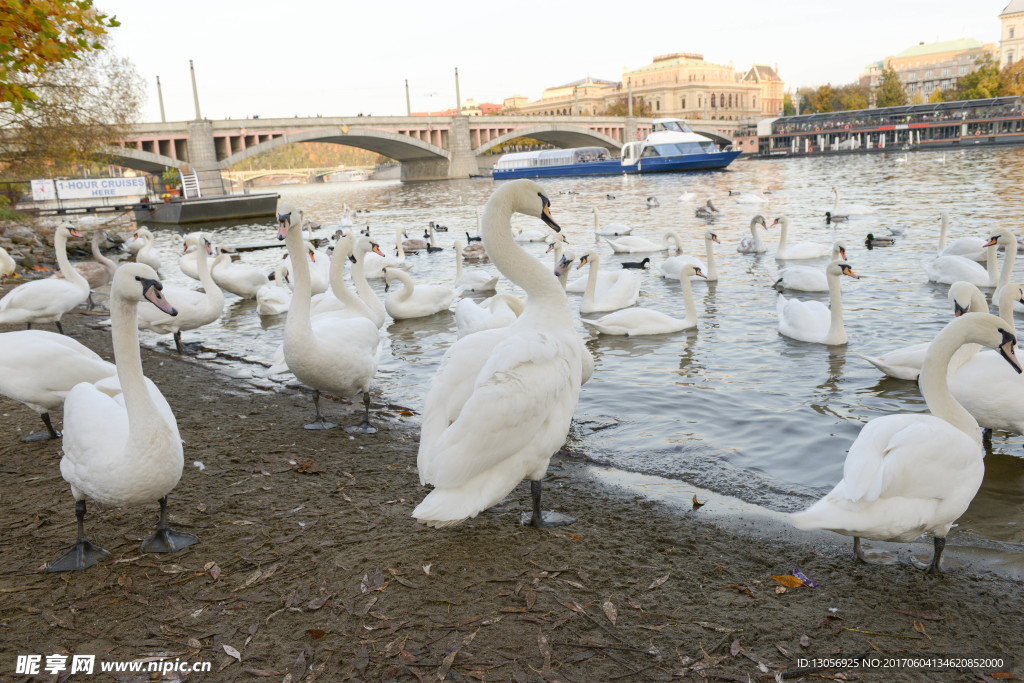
[474,124,622,156]
[220,126,449,169]
[100,146,182,174]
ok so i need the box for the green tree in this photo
[928,88,945,103]
[950,55,1001,100]
[601,95,651,117]
[0,33,145,179]
[806,84,836,113]
[1000,58,1024,97]
[1,0,120,112]
[782,92,795,116]
[910,91,924,105]
[836,83,869,111]
[875,67,908,107]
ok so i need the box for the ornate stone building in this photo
[860,38,997,99]
[1002,0,1024,67]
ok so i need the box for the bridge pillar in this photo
[186,120,227,196]
[446,116,479,179]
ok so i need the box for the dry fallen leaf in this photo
[647,574,670,590]
[730,639,741,657]
[602,599,617,626]
[188,638,201,650]
[776,586,787,594]
[307,629,328,639]
[222,644,241,662]
[770,575,806,589]
[799,635,810,648]
[692,494,706,510]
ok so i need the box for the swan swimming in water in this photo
[48,263,197,571]
[413,179,589,528]
[773,242,846,292]
[660,229,719,281]
[777,261,859,345]
[772,216,832,260]
[583,264,704,336]
[736,215,770,254]
[791,312,1022,572]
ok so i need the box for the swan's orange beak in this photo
[372,243,385,257]
[308,251,316,263]
[999,329,1022,374]
[69,228,83,238]
[539,193,561,232]
[694,267,707,279]
[983,236,998,247]
[576,255,589,270]
[137,276,177,316]
[840,248,847,260]
[841,265,860,279]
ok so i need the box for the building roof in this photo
[894,38,985,59]
[744,64,781,82]
[549,77,617,90]
[631,53,714,72]
[1002,0,1024,15]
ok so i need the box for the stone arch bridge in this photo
[113,115,738,195]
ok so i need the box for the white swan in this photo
[660,229,719,281]
[791,312,1021,572]
[47,262,197,571]
[855,282,987,381]
[0,245,16,278]
[453,239,498,293]
[0,330,115,440]
[363,226,411,278]
[605,231,682,254]
[51,229,118,291]
[774,242,847,292]
[577,249,641,314]
[455,293,524,339]
[583,264,704,336]
[308,234,388,328]
[210,252,268,299]
[592,207,632,236]
[276,208,380,432]
[137,234,223,353]
[679,191,697,202]
[737,215,770,254]
[988,227,1024,314]
[731,189,768,204]
[171,232,211,281]
[948,282,1024,436]
[133,227,163,276]
[413,179,588,528]
[384,268,455,320]
[773,216,832,260]
[777,261,859,345]
[0,223,90,333]
[937,212,986,262]
[514,225,549,242]
[830,186,877,217]
[923,236,996,287]
[256,263,292,317]
[123,231,145,255]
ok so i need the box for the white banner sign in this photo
[30,179,57,201]
[54,177,148,200]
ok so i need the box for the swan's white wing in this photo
[923,256,989,286]
[419,329,580,489]
[0,331,114,411]
[0,279,87,319]
[777,295,830,341]
[60,382,130,497]
[90,374,180,442]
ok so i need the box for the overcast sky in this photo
[99,0,1004,123]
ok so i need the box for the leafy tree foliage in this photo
[1,0,120,112]
[999,58,1024,97]
[783,92,795,116]
[875,67,908,107]
[928,88,945,103]
[951,56,1001,100]
[601,96,651,117]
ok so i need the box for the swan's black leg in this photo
[982,428,992,443]
[26,322,31,330]
[141,496,199,553]
[344,390,378,434]
[925,537,945,574]
[22,413,61,442]
[304,390,338,430]
[87,292,96,311]
[55,320,64,335]
[173,331,185,354]
[521,479,576,528]
[854,536,867,563]
[46,500,109,571]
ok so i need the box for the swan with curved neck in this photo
[987,228,1023,313]
[774,242,847,292]
[792,312,1021,572]
[277,207,380,432]
[50,229,118,309]
[737,215,770,254]
[362,225,409,278]
[592,207,632,238]
[453,239,498,292]
[605,230,682,254]
[777,262,859,345]
[256,263,293,316]
[577,249,641,313]
[310,234,374,320]
[660,229,719,281]
[48,263,197,571]
[414,179,588,528]
[133,227,163,276]
[924,236,996,287]
[937,212,986,261]
[773,216,831,260]
[210,252,268,299]
[584,264,704,336]
[383,268,455,320]
[137,234,223,353]
[0,223,90,333]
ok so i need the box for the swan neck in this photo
[455,246,464,278]
[998,238,1015,289]
[705,236,717,280]
[998,284,1019,332]
[110,284,161,429]
[920,324,981,440]
[582,254,600,308]
[938,214,948,251]
[777,219,788,253]
[481,193,565,314]
[285,224,313,339]
[351,250,383,324]
[394,227,405,258]
[390,270,414,302]
[827,270,846,342]
[680,270,698,322]
[55,230,88,290]
[91,232,117,272]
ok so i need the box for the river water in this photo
[135,147,1024,556]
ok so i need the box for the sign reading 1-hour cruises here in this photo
[31,177,148,201]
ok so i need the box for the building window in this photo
[1011,27,1016,39]
[925,70,933,78]
[656,100,660,111]
[960,66,968,75]
[1008,50,1015,64]
[681,96,686,109]
[711,94,716,107]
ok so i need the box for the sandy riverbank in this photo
[0,312,1021,682]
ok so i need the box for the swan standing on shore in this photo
[583,264,704,336]
[48,263,197,571]
[413,180,587,528]
[0,330,116,440]
[276,208,380,433]
[791,312,1021,572]
[0,223,90,334]
[737,215,770,254]
[137,234,223,353]
[49,229,118,309]
[660,229,719,281]
[777,262,859,345]
[774,242,847,292]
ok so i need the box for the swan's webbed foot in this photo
[172,331,203,355]
[141,497,199,553]
[46,538,109,572]
[521,480,577,528]
[22,413,61,441]
[305,390,338,430]
[344,391,377,434]
[46,500,108,572]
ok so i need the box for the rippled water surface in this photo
[137,147,1024,553]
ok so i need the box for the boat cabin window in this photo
[650,141,718,156]
[652,120,694,134]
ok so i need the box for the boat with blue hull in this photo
[492,119,740,180]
